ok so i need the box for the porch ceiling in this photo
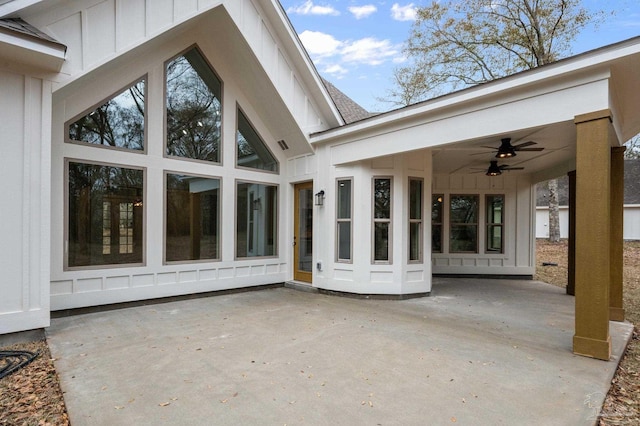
[431,121,576,182]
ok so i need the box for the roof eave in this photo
[0,28,65,71]
[310,36,640,145]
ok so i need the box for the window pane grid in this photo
[486,195,504,253]
[68,162,144,267]
[336,179,352,262]
[409,178,423,262]
[449,195,479,253]
[166,48,222,163]
[166,174,221,262]
[373,178,392,263]
[236,182,278,258]
[68,79,146,151]
[432,194,444,253]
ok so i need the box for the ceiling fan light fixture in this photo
[496,138,516,158]
[486,160,502,176]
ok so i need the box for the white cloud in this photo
[298,30,403,72]
[323,64,349,78]
[299,30,342,57]
[341,37,400,66]
[349,5,377,19]
[287,1,340,16]
[390,3,417,21]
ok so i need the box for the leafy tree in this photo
[386,0,601,104]
[625,134,640,159]
[386,0,604,243]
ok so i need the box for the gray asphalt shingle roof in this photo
[321,78,374,124]
[0,17,63,46]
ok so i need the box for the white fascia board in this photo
[0,29,65,71]
[326,75,610,165]
[312,37,640,145]
[263,0,343,127]
[0,0,43,17]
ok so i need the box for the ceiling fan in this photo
[477,137,543,158]
[484,160,524,176]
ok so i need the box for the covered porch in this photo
[311,37,640,360]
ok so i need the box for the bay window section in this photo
[486,195,504,253]
[432,194,443,253]
[336,178,352,262]
[449,195,479,253]
[237,108,278,172]
[68,161,144,268]
[166,47,222,163]
[373,177,392,263]
[236,182,278,258]
[409,178,423,262]
[166,174,220,262]
[67,78,145,151]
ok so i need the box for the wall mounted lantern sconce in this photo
[252,198,262,211]
[315,190,325,206]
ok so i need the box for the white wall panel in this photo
[47,13,83,74]
[84,0,116,67]
[146,0,173,34]
[0,71,25,314]
[0,71,51,334]
[116,0,146,50]
[174,0,198,20]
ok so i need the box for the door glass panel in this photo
[298,188,313,273]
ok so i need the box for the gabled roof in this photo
[536,159,640,206]
[321,78,373,124]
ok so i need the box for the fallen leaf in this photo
[159,402,170,407]
[114,406,124,410]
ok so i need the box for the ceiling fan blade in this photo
[479,146,499,150]
[503,167,525,171]
[513,141,536,149]
[517,147,544,152]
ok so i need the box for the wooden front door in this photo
[293,182,313,283]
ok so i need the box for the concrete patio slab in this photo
[46,278,633,425]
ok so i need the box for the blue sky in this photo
[280,0,640,113]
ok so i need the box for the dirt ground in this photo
[536,239,640,425]
[0,240,638,425]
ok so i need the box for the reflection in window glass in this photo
[237,109,278,172]
[409,179,423,262]
[236,182,277,258]
[486,195,504,253]
[432,194,443,253]
[336,179,352,261]
[68,162,143,267]
[68,79,145,151]
[166,48,222,162]
[166,174,220,262]
[373,178,392,262]
[450,195,478,253]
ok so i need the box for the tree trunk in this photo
[548,178,561,242]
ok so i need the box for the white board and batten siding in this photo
[432,173,535,276]
[0,71,52,333]
[304,150,433,296]
[22,0,333,134]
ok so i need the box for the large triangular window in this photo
[166,47,222,163]
[236,108,278,173]
[67,78,145,151]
